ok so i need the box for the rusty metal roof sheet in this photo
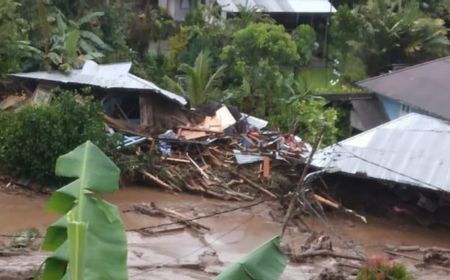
[217,0,336,13]
[357,56,450,120]
[313,113,450,194]
[11,60,188,106]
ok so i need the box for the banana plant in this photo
[215,235,287,280]
[38,141,128,280]
[163,51,226,106]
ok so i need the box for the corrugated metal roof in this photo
[313,113,450,194]
[11,60,188,106]
[357,56,450,120]
[217,0,336,13]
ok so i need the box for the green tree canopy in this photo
[221,23,299,74]
[220,23,300,116]
[330,0,450,78]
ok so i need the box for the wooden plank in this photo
[139,96,154,128]
[161,157,190,163]
[142,171,173,191]
[153,203,210,231]
[186,153,210,180]
[233,172,277,199]
[313,194,339,209]
[178,126,223,133]
[262,157,271,178]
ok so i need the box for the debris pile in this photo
[108,105,312,201]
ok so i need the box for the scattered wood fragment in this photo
[142,171,174,191]
[225,179,244,188]
[178,126,222,134]
[132,204,165,217]
[292,249,365,262]
[313,194,339,208]
[151,203,210,232]
[385,245,450,254]
[427,246,450,254]
[337,262,361,270]
[138,225,185,236]
[234,172,277,199]
[384,250,422,261]
[416,263,450,273]
[131,203,210,234]
[391,245,421,252]
[313,194,367,224]
[161,157,190,163]
[262,157,271,178]
[187,153,210,180]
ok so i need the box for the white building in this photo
[159,0,335,22]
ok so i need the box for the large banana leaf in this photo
[40,141,128,280]
[215,236,287,280]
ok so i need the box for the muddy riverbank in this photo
[1,184,450,279]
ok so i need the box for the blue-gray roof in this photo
[357,56,450,120]
[313,113,450,194]
[11,60,188,106]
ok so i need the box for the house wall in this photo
[159,0,197,21]
[377,95,400,120]
[377,94,432,120]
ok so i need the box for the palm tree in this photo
[164,51,226,106]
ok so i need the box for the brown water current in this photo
[1,185,450,279]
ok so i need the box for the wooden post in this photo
[262,157,271,178]
[139,95,154,129]
[281,129,324,238]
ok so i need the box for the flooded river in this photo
[1,185,450,279]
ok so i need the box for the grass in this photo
[299,67,365,94]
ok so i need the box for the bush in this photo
[292,24,316,65]
[356,257,414,280]
[271,97,339,147]
[0,89,112,184]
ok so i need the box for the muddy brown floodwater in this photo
[1,185,450,279]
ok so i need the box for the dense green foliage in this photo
[0,90,111,183]
[271,96,340,146]
[330,0,450,78]
[0,0,38,77]
[221,23,300,116]
[292,25,317,65]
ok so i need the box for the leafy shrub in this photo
[0,89,112,184]
[221,23,299,72]
[271,97,339,146]
[356,257,414,280]
[292,24,317,65]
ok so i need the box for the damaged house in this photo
[313,113,450,227]
[9,60,190,135]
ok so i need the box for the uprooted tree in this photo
[37,141,128,279]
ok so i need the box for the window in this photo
[400,103,411,116]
